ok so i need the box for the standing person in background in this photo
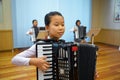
[70,20,86,43]
[73,20,81,40]
[70,20,81,41]
[26,19,39,43]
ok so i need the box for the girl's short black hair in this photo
[44,11,63,26]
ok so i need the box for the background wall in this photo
[0,0,12,30]
[0,0,3,23]
[11,0,92,48]
[1,0,119,49]
[92,0,120,29]
[0,0,13,51]
[92,0,120,45]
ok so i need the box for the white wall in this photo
[12,0,92,48]
[0,0,12,30]
[0,0,3,23]
[92,0,120,29]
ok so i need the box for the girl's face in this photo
[46,15,65,40]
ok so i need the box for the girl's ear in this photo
[45,26,49,36]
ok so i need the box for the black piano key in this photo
[43,49,52,51]
[45,71,53,73]
[43,53,52,55]
[47,56,52,58]
[44,78,53,80]
[47,60,52,62]
[44,73,53,76]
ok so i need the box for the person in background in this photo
[73,20,81,40]
[26,19,39,43]
[70,20,87,43]
[70,20,81,41]
[12,11,65,73]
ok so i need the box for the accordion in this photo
[36,40,97,80]
[78,26,86,40]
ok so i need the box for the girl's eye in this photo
[62,24,64,26]
[54,24,59,26]
[54,23,64,27]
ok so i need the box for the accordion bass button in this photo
[74,52,77,55]
[74,57,77,61]
[74,63,77,67]
[59,68,65,75]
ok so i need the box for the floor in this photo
[0,43,120,80]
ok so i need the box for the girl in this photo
[12,11,65,72]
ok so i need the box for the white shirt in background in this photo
[70,26,79,39]
[26,28,36,42]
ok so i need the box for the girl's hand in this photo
[74,28,77,31]
[29,32,33,35]
[29,56,50,71]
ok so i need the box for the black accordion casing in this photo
[78,26,86,39]
[36,40,97,80]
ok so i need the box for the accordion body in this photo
[36,40,97,80]
[78,26,86,39]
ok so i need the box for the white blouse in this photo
[12,44,36,66]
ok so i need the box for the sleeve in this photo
[70,27,75,32]
[26,28,32,35]
[11,44,36,66]
[74,26,77,30]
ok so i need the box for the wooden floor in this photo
[0,43,120,80]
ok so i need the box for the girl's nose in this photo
[59,25,64,29]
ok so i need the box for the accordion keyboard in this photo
[36,43,54,80]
